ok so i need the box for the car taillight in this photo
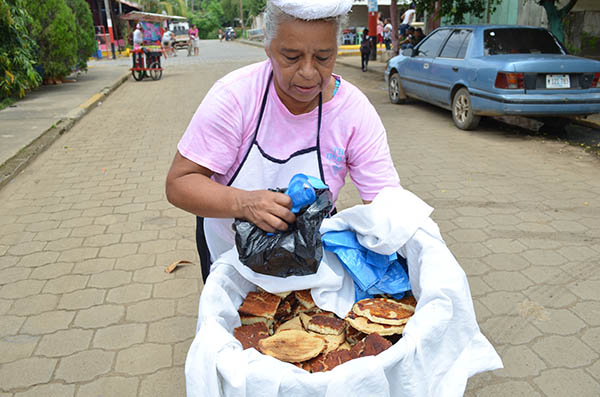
[593,73,600,88]
[495,72,524,89]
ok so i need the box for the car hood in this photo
[476,54,600,73]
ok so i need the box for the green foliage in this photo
[160,0,188,17]
[139,0,162,13]
[526,0,578,42]
[220,0,265,28]
[190,0,224,39]
[24,0,78,79]
[0,0,41,99]
[413,0,500,25]
[66,0,96,71]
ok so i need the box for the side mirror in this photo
[402,48,415,57]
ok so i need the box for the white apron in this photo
[203,72,326,262]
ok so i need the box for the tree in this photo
[24,0,78,79]
[413,0,500,25]
[533,0,578,43]
[190,0,224,39]
[66,0,96,71]
[0,0,41,99]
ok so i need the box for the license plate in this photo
[546,74,570,89]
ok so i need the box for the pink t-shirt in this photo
[177,60,400,205]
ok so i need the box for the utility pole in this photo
[102,0,116,59]
[368,0,378,60]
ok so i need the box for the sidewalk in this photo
[0,61,130,188]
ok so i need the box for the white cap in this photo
[136,23,142,29]
[270,0,352,20]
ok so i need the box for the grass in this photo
[0,97,16,111]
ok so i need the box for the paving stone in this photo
[94,214,129,226]
[0,315,25,338]
[521,265,569,285]
[588,360,600,382]
[139,367,185,396]
[571,301,600,326]
[473,380,541,396]
[0,255,18,270]
[0,280,45,299]
[0,334,39,364]
[138,239,177,254]
[478,291,527,316]
[106,283,152,304]
[98,243,138,258]
[8,294,58,316]
[533,308,586,335]
[45,237,84,251]
[121,230,158,243]
[115,343,171,375]
[132,266,173,284]
[481,315,542,345]
[114,253,155,271]
[35,329,93,357]
[126,299,175,322]
[0,299,11,315]
[42,274,89,294]
[534,368,600,396]
[532,335,598,368]
[17,251,60,268]
[57,247,99,263]
[58,288,106,310]
[59,217,94,229]
[483,271,534,291]
[522,249,568,267]
[29,262,74,280]
[173,339,193,366]
[7,241,46,256]
[0,267,32,285]
[176,296,199,317]
[55,350,115,383]
[73,305,124,329]
[21,310,75,335]
[582,327,600,353]
[70,224,106,238]
[76,376,139,397]
[148,316,197,344]
[106,222,141,234]
[88,270,132,289]
[72,258,115,275]
[523,285,578,309]
[153,279,199,299]
[82,233,122,248]
[81,206,114,218]
[13,383,75,397]
[93,323,146,350]
[0,357,57,390]
[33,228,71,242]
[568,279,600,301]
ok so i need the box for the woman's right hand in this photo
[237,190,296,233]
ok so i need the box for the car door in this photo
[428,29,473,108]
[400,29,451,102]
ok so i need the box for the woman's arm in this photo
[166,152,295,233]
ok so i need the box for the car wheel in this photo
[389,73,407,104]
[452,87,480,130]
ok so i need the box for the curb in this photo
[0,71,131,190]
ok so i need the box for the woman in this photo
[360,28,371,72]
[166,0,401,282]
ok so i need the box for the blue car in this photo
[385,25,600,130]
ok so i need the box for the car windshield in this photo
[484,28,563,55]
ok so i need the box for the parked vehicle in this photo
[168,21,190,49]
[385,25,600,130]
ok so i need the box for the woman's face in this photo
[266,19,338,113]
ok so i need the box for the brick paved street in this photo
[1,40,599,396]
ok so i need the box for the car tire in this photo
[452,88,481,130]
[389,73,408,104]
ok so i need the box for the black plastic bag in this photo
[234,188,333,277]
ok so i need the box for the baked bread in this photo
[345,323,367,345]
[258,329,326,363]
[275,316,303,333]
[345,311,405,336]
[352,297,414,326]
[399,294,417,308]
[234,322,270,350]
[309,330,345,354]
[349,332,392,358]
[306,314,346,336]
[295,289,315,310]
[238,291,281,319]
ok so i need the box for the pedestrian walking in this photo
[360,28,371,72]
[218,28,224,42]
[166,0,401,282]
[162,29,176,57]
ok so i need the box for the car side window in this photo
[439,29,471,59]
[416,29,451,58]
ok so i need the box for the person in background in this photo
[383,18,393,51]
[132,23,144,67]
[400,3,416,39]
[413,28,425,46]
[166,0,401,282]
[162,29,176,57]
[399,26,416,50]
[188,24,199,56]
[218,28,224,42]
[376,14,384,44]
[360,28,371,72]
